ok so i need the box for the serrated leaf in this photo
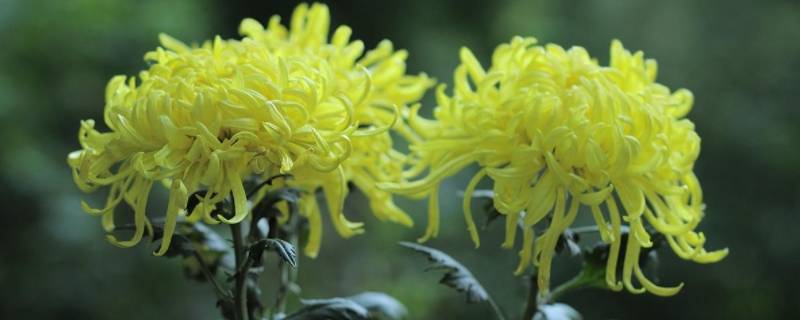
[176,223,230,281]
[347,292,407,319]
[398,241,488,303]
[188,223,229,252]
[130,221,230,281]
[266,238,298,268]
[250,238,298,268]
[117,221,228,259]
[160,222,228,259]
[533,303,582,320]
[282,298,370,320]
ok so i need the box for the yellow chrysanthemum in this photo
[238,4,433,257]
[380,37,728,297]
[68,3,432,257]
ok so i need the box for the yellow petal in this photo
[462,169,486,248]
[514,227,535,275]
[154,179,188,256]
[634,263,683,296]
[217,166,249,224]
[107,178,153,248]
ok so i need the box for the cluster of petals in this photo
[380,37,728,296]
[68,3,432,257]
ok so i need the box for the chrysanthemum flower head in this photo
[380,37,727,297]
[68,3,432,257]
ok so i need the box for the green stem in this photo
[570,225,629,235]
[231,223,248,320]
[546,264,606,304]
[189,244,230,301]
[487,295,506,320]
[522,273,537,320]
[270,215,298,318]
[547,271,585,303]
[273,260,290,314]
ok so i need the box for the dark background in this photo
[1,0,798,319]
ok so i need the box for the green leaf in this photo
[282,298,370,320]
[178,224,231,281]
[347,292,407,319]
[251,238,298,268]
[546,254,607,302]
[398,241,488,303]
[266,238,298,268]
[138,222,230,281]
[184,223,229,253]
[533,303,582,320]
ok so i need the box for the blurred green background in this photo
[1,0,798,319]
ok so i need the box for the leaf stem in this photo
[522,273,538,320]
[546,263,606,303]
[189,243,230,301]
[547,272,585,303]
[486,295,507,320]
[568,225,601,234]
[271,214,299,318]
[570,225,629,235]
[246,174,291,198]
[273,259,291,314]
[231,223,248,320]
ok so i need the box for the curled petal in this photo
[154,179,188,256]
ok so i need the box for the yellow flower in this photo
[240,3,433,257]
[380,37,728,297]
[68,3,432,258]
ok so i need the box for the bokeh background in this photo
[1,0,798,319]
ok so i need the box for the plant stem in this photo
[522,273,538,320]
[190,245,230,301]
[547,271,585,303]
[231,223,248,320]
[270,215,297,318]
[486,295,506,320]
[570,225,629,235]
[568,225,599,234]
[273,260,290,314]
[546,263,606,304]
